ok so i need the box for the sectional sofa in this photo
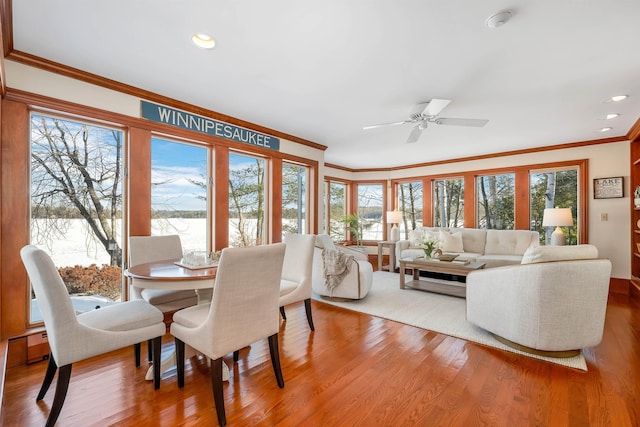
[395,227,540,269]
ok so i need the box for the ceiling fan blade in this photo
[421,99,451,117]
[406,125,424,143]
[363,120,411,130]
[435,117,489,127]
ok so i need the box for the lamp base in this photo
[550,227,566,246]
[390,225,399,242]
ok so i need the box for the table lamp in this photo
[387,211,403,242]
[542,207,573,245]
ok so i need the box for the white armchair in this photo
[311,235,373,300]
[466,245,611,357]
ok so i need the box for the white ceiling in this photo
[10,1,640,169]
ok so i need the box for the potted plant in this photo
[635,185,640,208]
[343,213,363,246]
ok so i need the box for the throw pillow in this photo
[315,234,336,250]
[439,230,464,253]
[408,230,425,248]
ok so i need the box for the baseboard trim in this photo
[609,277,630,295]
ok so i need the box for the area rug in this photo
[312,271,587,371]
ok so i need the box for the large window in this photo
[433,178,463,228]
[30,114,124,322]
[357,183,384,241]
[326,181,347,241]
[228,152,266,247]
[151,138,209,253]
[476,173,515,229]
[530,168,579,244]
[282,162,308,236]
[396,181,423,239]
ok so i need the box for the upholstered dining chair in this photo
[20,245,166,427]
[129,235,198,312]
[171,243,286,426]
[129,235,199,362]
[279,233,316,331]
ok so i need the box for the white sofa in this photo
[466,245,611,355]
[395,227,540,269]
[312,235,373,300]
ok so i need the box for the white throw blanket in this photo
[322,248,354,294]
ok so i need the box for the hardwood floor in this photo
[1,292,639,426]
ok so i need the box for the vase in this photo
[635,198,640,208]
[423,249,433,259]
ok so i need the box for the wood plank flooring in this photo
[1,292,639,426]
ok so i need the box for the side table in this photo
[377,241,397,272]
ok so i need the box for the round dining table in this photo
[124,259,224,381]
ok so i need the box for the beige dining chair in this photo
[20,245,166,427]
[279,233,316,330]
[171,243,286,426]
[129,235,198,312]
[129,235,198,361]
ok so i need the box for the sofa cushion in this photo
[439,230,464,252]
[521,244,598,264]
[477,254,523,268]
[459,228,487,254]
[484,229,536,256]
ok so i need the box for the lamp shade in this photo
[542,208,573,227]
[386,211,403,224]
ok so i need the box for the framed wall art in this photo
[593,176,623,199]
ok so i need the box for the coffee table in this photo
[399,257,485,298]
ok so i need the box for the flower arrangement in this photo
[422,236,441,259]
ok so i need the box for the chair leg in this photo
[148,338,153,362]
[233,350,239,362]
[210,357,226,426]
[134,343,141,367]
[279,306,287,321]
[45,363,72,427]
[175,338,185,388]
[151,336,162,390]
[268,333,285,388]
[304,298,315,331]
[37,354,58,401]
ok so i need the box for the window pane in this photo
[151,138,208,253]
[328,181,346,241]
[433,178,464,228]
[397,181,423,239]
[282,162,308,236]
[357,184,383,241]
[30,114,124,322]
[229,153,266,246]
[476,174,515,229]
[530,169,578,244]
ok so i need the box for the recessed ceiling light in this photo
[192,33,215,49]
[600,127,613,132]
[603,95,628,103]
[605,113,619,120]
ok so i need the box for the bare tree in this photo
[30,115,123,265]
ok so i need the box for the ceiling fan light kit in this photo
[363,99,488,143]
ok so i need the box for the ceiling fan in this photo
[363,99,488,143]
